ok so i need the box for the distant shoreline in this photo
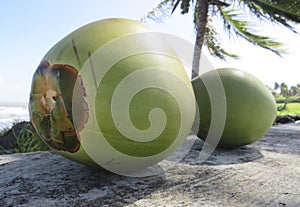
[0,102,28,107]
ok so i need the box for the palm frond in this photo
[242,0,300,32]
[204,18,239,60]
[172,0,181,13]
[140,0,174,23]
[174,0,194,14]
[219,8,286,56]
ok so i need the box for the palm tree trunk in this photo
[192,0,209,79]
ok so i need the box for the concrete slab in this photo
[0,124,299,207]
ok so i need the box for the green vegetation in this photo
[13,122,49,153]
[0,121,49,154]
[0,125,12,137]
[271,82,300,116]
[277,103,300,116]
[275,95,300,103]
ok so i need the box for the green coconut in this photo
[192,68,277,148]
[29,18,195,173]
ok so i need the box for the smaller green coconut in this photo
[192,68,277,148]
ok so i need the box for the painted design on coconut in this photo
[29,60,89,153]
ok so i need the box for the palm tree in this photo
[279,82,288,97]
[141,0,300,78]
[297,83,300,92]
[274,82,280,94]
[290,85,299,96]
[278,82,289,110]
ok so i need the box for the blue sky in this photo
[0,0,299,102]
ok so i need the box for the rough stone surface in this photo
[0,123,299,207]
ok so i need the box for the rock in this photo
[274,115,300,125]
[275,115,295,124]
[290,115,300,122]
[0,121,30,150]
[1,123,300,206]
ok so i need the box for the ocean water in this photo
[0,102,30,132]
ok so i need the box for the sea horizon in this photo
[0,101,28,106]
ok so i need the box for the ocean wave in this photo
[0,104,29,131]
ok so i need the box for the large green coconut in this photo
[192,68,277,148]
[29,18,195,174]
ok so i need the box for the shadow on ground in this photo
[1,124,299,206]
[0,152,165,207]
[180,138,263,166]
